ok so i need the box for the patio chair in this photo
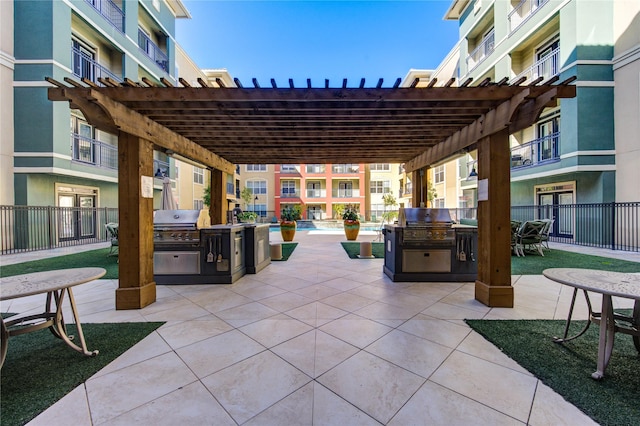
[105,222,119,257]
[539,218,554,251]
[510,220,522,255]
[513,220,546,257]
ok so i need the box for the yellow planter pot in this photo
[280,220,296,242]
[344,220,360,241]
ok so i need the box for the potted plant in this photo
[280,205,302,241]
[237,211,258,223]
[342,204,360,241]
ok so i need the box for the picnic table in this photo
[0,267,106,368]
[543,268,640,379]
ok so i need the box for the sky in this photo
[175,0,460,88]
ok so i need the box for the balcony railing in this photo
[511,47,560,84]
[85,0,124,32]
[306,165,325,173]
[466,29,495,71]
[306,189,326,198]
[153,158,169,178]
[225,183,235,195]
[280,190,300,198]
[332,189,360,198]
[332,164,360,174]
[511,132,560,168]
[138,29,168,72]
[509,0,549,33]
[71,46,122,86]
[71,133,118,169]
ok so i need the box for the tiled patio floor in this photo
[3,231,639,425]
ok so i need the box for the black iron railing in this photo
[0,206,118,254]
[84,0,124,32]
[2,203,638,255]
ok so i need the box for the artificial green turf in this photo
[0,321,164,426]
[340,242,385,259]
[339,242,640,275]
[511,248,640,275]
[272,242,298,261]
[0,248,119,279]
[466,319,640,425]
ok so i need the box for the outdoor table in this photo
[0,267,106,368]
[543,268,640,379]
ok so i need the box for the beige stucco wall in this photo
[613,2,640,202]
[0,0,14,205]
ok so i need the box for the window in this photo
[246,164,266,171]
[338,181,353,197]
[246,180,267,195]
[370,204,385,219]
[281,180,297,196]
[434,165,445,184]
[251,204,267,216]
[370,180,391,194]
[72,39,96,82]
[370,163,390,171]
[537,115,560,161]
[536,38,560,80]
[193,167,204,184]
[281,164,298,173]
[193,199,203,210]
[433,198,445,208]
[71,115,95,164]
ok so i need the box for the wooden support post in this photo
[475,129,514,307]
[210,169,224,225]
[115,133,156,310]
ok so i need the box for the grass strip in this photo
[466,319,640,425]
[1,321,163,426]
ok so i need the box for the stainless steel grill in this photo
[153,209,201,246]
[401,208,455,245]
[383,208,477,282]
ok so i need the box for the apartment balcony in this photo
[138,29,169,73]
[280,190,301,199]
[508,0,549,33]
[332,164,360,174]
[306,165,326,174]
[71,46,122,86]
[399,184,413,198]
[306,189,327,198]
[71,133,118,170]
[84,0,124,32]
[153,159,169,178]
[466,29,495,72]
[511,47,560,84]
[332,189,361,198]
[511,133,560,168]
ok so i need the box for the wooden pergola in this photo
[48,76,575,310]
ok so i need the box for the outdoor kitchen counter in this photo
[383,223,478,282]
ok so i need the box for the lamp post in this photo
[253,195,258,213]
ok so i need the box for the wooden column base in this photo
[115,282,157,310]
[475,280,514,307]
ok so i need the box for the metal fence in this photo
[0,206,118,255]
[450,202,640,252]
[1,203,638,255]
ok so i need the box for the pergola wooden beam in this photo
[48,86,235,175]
[45,76,576,310]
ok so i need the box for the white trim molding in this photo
[14,167,118,183]
[560,150,616,159]
[0,50,15,69]
[14,152,73,161]
[613,44,640,70]
[511,165,616,182]
[573,81,615,88]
